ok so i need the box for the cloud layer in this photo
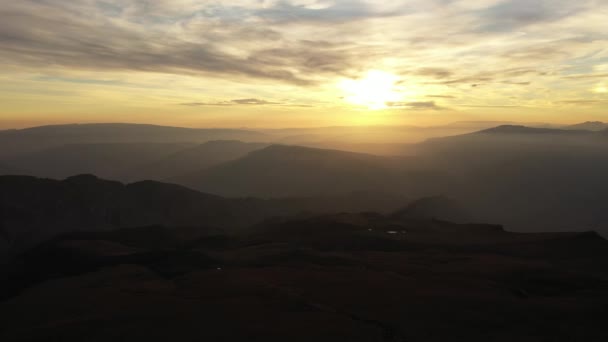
[0,0,607,126]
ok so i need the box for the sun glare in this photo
[593,83,608,93]
[339,70,403,110]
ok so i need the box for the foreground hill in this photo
[1,213,607,341]
[0,163,20,176]
[171,144,441,198]
[0,123,267,158]
[0,175,412,258]
[0,175,275,255]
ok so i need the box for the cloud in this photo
[0,0,606,118]
[0,1,372,86]
[474,0,587,32]
[441,76,495,86]
[414,68,454,79]
[501,81,531,85]
[563,73,608,80]
[556,100,606,105]
[180,98,282,106]
[255,0,405,23]
[426,95,456,99]
[429,67,548,87]
[459,104,523,108]
[386,101,445,110]
[231,98,282,105]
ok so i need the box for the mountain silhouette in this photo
[0,174,282,255]
[0,123,267,158]
[564,121,608,131]
[475,125,592,135]
[391,196,473,223]
[5,143,193,181]
[416,126,608,235]
[170,144,424,198]
[130,140,269,181]
[0,175,416,259]
[4,141,269,182]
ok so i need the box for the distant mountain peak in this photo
[476,125,586,135]
[564,121,608,131]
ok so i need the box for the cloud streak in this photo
[180,98,283,106]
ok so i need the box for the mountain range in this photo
[0,174,416,259]
[0,123,268,158]
[2,122,608,238]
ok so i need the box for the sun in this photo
[339,70,403,110]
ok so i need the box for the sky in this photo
[0,0,607,129]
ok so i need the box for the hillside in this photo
[3,141,270,182]
[128,140,269,181]
[4,143,194,181]
[391,196,473,223]
[0,123,268,158]
[171,144,434,198]
[0,175,415,258]
[0,175,277,255]
[1,213,607,341]
[564,121,608,131]
[415,125,608,235]
[476,125,591,135]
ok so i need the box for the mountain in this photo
[475,125,591,135]
[0,123,268,158]
[418,124,605,165]
[127,140,269,181]
[0,175,414,259]
[2,140,270,182]
[391,196,473,223]
[259,123,521,154]
[4,143,194,181]
[564,121,608,131]
[171,144,437,198]
[1,212,607,341]
[0,175,281,255]
[415,126,608,236]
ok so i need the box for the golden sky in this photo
[0,0,607,129]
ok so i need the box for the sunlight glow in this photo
[339,70,403,110]
[593,83,608,94]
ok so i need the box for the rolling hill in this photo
[171,144,439,198]
[3,140,270,182]
[0,123,268,158]
[127,140,269,181]
[415,125,608,235]
[0,174,279,255]
[4,143,195,181]
[0,175,414,259]
[564,121,608,131]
